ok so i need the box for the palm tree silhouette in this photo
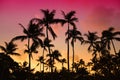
[12,18,44,72]
[46,50,62,72]
[43,38,54,72]
[60,58,67,69]
[40,9,61,40]
[92,41,110,58]
[0,40,20,80]
[61,11,78,71]
[84,31,99,52]
[39,9,62,72]
[0,53,17,79]
[101,27,120,54]
[79,59,85,68]
[39,38,54,72]
[66,27,83,71]
[86,62,93,73]
[0,40,20,56]
[37,56,45,72]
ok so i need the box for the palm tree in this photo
[79,59,85,68]
[46,50,62,72]
[40,9,61,40]
[92,41,110,58]
[0,41,20,79]
[61,11,78,71]
[66,27,83,71]
[86,62,93,73]
[12,18,44,72]
[39,9,62,72]
[43,38,54,72]
[60,58,66,69]
[37,56,45,72]
[84,31,99,52]
[101,27,120,54]
[0,40,20,56]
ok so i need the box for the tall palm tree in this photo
[0,40,20,56]
[12,18,44,72]
[43,38,54,72]
[66,27,83,71]
[61,11,78,71]
[101,27,120,54]
[39,9,62,72]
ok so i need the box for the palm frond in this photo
[18,23,28,35]
[48,26,57,39]
[70,17,78,22]
[114,37,120,41]
[76,37,84,43]
[113,31,120,36]
[10,53,21,56]
[66,11,76,19]
[12,36,28,42]
[108,27,114,32]
[61,10,66,19]
[0,45,6,52]
[70,22,76,29]
[37,38,43,47]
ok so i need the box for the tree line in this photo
[0,9,120,80]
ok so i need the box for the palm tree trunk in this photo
[42,48,45,73]
[46,24,53,72]
[40,62,41,72]
[28,38,31,71]
[28,38,31,80]
[111,40,117,54]
[72,42,74,72]
[62,63,64,68]
[67,23,70,71]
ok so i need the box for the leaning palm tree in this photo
[0,40,20,56]
[66,27,83,71]
[61,11,78,71]
[101,27,120,54]
[12,18,44,72]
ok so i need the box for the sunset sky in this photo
[0,0,120,71]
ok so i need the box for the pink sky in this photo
[0,0,120,70]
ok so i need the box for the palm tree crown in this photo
[40,9,61,39]
[84,31,99,52]
[0,41,20,56]
[102,27,120,54]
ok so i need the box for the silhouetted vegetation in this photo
[0,9,120,80]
